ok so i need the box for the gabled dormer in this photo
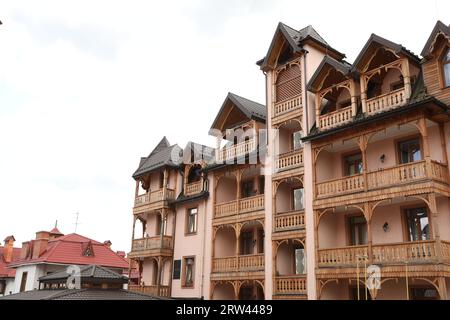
[353,34,421,116]
[210,92,266,163]
[307,56,357,131]
[421,20,450,105]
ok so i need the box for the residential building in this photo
[128,21,450,300]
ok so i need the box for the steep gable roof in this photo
[258,22,345,70]
[210,92,266,132]
[307,55,354,93]
[421,20,450,58]
[352,33,420,71]
[133,137,182,179]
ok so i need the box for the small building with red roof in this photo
[4,228,130,295]
[0,236,21,296]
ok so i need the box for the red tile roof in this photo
[0,247,21,278]
[9,233,129,270]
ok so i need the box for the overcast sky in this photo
[0,0,448,252]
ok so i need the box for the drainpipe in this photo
[200,195,207,299]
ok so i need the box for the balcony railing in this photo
[131,236,173,252]
[134,188,176,207]
[217,139,256,163]
[316,161,449,199]
[212,253,265,273]
[273,95,302,119]
[128,285,170,297]
[366,88,406,115]
[319,106,353,131]
[275,149,303,171]
[274,210,305,232]
[318,245,368,268]
[214,194,264,218]
[316,174,365,198]
[274,275,307,295]
[318,240,450,268]
[185,181,202,196]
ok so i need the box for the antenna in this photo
[74,212,80,233]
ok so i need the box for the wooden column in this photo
[315,94,321,130]
[135,180,140,198]
[236,170,242,201]
[428,193,442,263]
[360,75,367,114]
[156,256,162,295]
[162,168,168,199]
[438,277,448,300]
[402,58,412,100]
[418,117,432,178]
[365,203,373,264]
[439,123,449,165]
[132,217,136,241]
[350,80,357,117]
[358,135,369,192]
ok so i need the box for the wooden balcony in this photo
[273,210,305,233]
[185,181,202,196]
[214,194,264,220]
[272,95,302,125]
[319,106,353,131]
[128,284,170,297]
[366,88,406,115]
[133,188,176,214]
[212,254,265,273]
[275,149,303,172]
[317,240,450,268]
[316,160,449,200]
[128,236,173,258]
[274,275,307,295]
[216,139,256,163]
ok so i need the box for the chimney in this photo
[32,231,50,259]
[103,240,112,249]
[20,241,30,260]
[3,236,15,263]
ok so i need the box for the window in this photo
[295,248,305,274]
[405,207,430,241]
[186,208,198,234]
[241,231,254,255]
[292,131,303,150]
[0,280,5,295]
[411,287,438,300]
[20,272,28,293]
[182,257,195,288]
[348,215,367,246]
[398,138,422,164]
[293,188,304,211]
[443,48,450,88]
[242,180,255,198]
[172,260,181,280]
[344,153,363,176]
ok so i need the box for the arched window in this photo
[275,64,301,102]
[443,48,450,88]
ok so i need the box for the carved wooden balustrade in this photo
[214,194,264,219]
[319,106,353,131]
[216,139,256,163]
[212,254,265,273]
[185,181,202,196]
[134,188,176,206]
[275,149,304,171]
[128,285,170,297]
[274,275,307,295]
[273,95,302,120]
[366,88,406,115]
[316,160,449,199]
[274,210,305,232]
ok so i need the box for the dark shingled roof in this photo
[352,33,421,72]
[39,265,127,283]
[421,20,450,58]
[307,55,354,93]
[0,289,163,300]
[210,92,266,131]
[258,22,345,69]
[133,137,182,179]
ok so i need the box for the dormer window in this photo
[82,241,94,257]
[443,48,450,88]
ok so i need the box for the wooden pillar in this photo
[132,217,136,241]
[315,93,321,130]
[162,168,169,198]
[438,277,448,300]
[135,180,140,198]
[439,123,449,165]
[428,193,442,263]
[360,75,367,114]
[156,256,162,295]
[236,170,242,200]
[358,135,369,192]
[365,203,373,264]
[350,80,357,117]
[402,58,412,100]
